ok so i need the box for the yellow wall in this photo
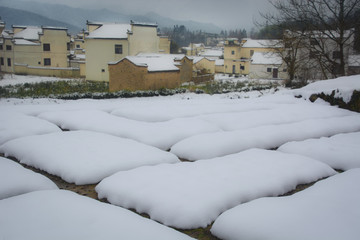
[109,58,181,91]
[0,38,15,73]
[14,65,80,78]
[128,25,159,56]
[85,39,128,82]
[159,37,170,54]
[14,44,42,67]
[194,58,216,74]
[40,28,70,68]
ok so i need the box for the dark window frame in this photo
[0,57,4,65]
[7,58,11,67]
[6,45,12,51]
[44,58,51,66]
[43,43,51,51]
[115,44,123,54]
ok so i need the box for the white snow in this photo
[0,130,179,185]
[0,111,61,145]
[13,39,40,45]
[13,26,42,40]
[251,52,283,65]
[0,157,58,200]
[293,75,360,103]
[211,169,360,240]
[242,39,282,48]
[278,132,360,170]
[86,23,131,39]
[170,115,360,160]
[96,149,336,229]
[0,190,194,240]
[119,55,180,72]
[0,74,74,86]
[38,109,220,150]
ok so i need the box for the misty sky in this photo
[17,0,275,30]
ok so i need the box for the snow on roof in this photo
[136,53,186,61]
[13,26,42,41]
[251,52,282,65]
[242,39,282,48]
[200,49,223,57]
[117,55,180,72]
[190,56,215,64]
[86,23,131,39]
[215,59,224,66]
[13,39,40,46]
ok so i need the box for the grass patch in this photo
[0,78,283,99]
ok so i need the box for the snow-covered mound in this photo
[0,157,58,200]
[96,149,335,229]
[211,169,360,240]
[38,110,220,150]
[0,111,60,145]
[293,75,360,103]
[170,115,360,160]
[278,132,360,170]
[0,190,194,240]
[0,131,179,185]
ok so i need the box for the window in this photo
[0,45,3,50]
[44,58,51,66]
[283,68,287,72]
[332,51,341,59]
[0,57,4,65]
[76,44,80,48]
[7,58,11,67]
[240,65,245,70]
[267,68,272,72]
[67,43,70,51]
[6,45,12,51]
[115,44,123,54]
[250,50,254,57]
[43,43,51,51]
[231,50,235,55]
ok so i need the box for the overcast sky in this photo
[17,0,276,30]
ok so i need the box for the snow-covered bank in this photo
[96,149,335,229]
[0,190,194,240]
[211,169,360,240]
[278,132,360,170]
[0,131,179,185]
[293,75,360,103]
[0,157,58,200]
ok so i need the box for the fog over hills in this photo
[0,0,222,33]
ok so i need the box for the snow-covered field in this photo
[1,74,360,239]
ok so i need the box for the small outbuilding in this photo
[249,52,287,80]
[108,54,193,91]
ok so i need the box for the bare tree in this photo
[261,0,360,81]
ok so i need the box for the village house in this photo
[182,43,205,56]
[108,54,193,91]
[191,56,216,75]
[0,23,76,77]
[286,30,355,80]
[85,21,171,82]
[249,52,287,80]
[224,38,282,77]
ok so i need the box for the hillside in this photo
[0,0,221,33]
[0,7,80,33]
